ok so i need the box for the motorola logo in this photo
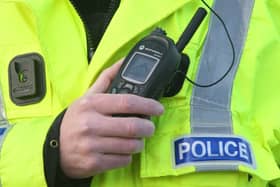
[139,45,145,50]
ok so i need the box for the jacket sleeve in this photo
[43,110,92,187]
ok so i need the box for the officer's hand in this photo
[59,60,164,178]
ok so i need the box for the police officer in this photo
[0,0,280,187]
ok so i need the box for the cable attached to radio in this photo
[182,0,236,88]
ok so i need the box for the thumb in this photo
[88,59,123,94]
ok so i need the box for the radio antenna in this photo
[176,7,207,52]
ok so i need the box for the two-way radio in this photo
[107,8,207,100]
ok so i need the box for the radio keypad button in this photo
[117,80,125,89]
[111,88,118,94]
[133,86,139,94]
[119,88,131,94]
[122,83,134,91]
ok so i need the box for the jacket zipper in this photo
[69,0,120,63]
[69,0,95,62]
[102,0,120,36]
[91,0,120,56]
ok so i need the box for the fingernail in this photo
[147,122,155,136]
[156,104,164,115]
[134,139,144,153]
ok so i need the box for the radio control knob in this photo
[152,28,167,35]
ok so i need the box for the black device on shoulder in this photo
[108,8,207,100]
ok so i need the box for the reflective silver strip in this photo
[0,87,11,155]
[0,124,10,153]
[0,88,6,125]
[190,0,254,171]
[0,87,11,187]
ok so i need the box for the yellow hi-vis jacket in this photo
[1,0,280,187]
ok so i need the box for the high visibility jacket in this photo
[0,0,280,187]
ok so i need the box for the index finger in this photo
[89,93,164,116]
[88,60,123,94]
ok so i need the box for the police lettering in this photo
[178,140,249,161]
[174,136,254,168]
